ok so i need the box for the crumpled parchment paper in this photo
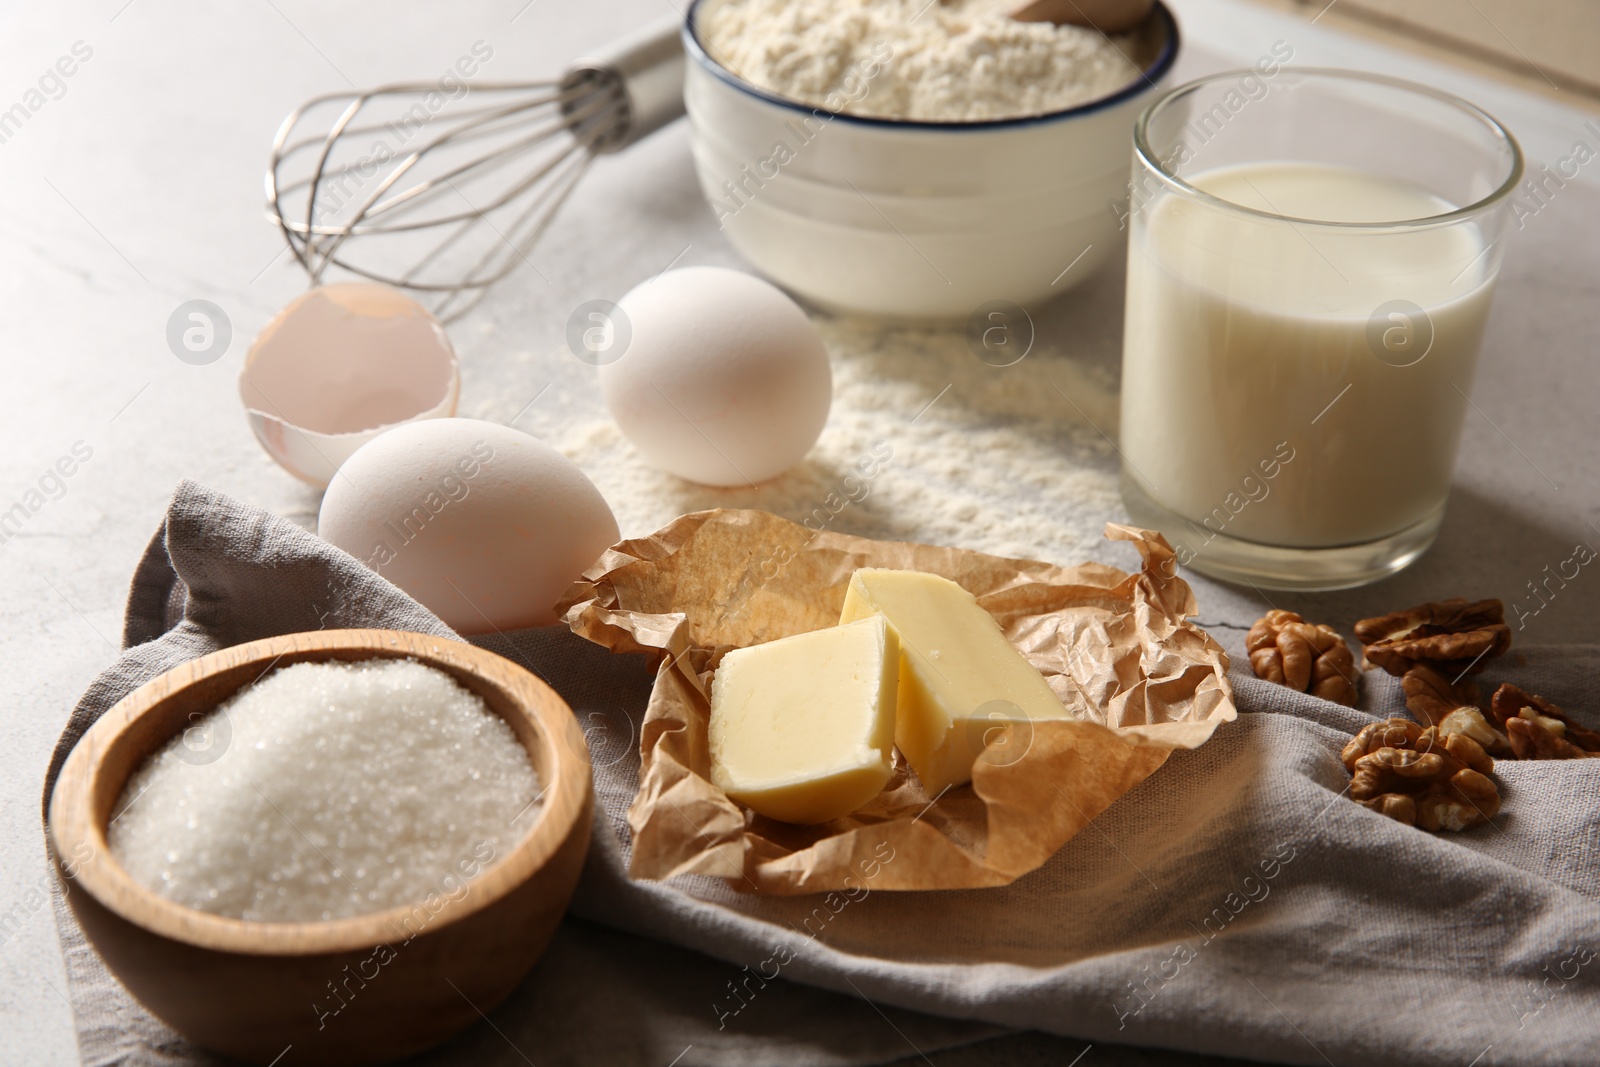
[559,509,1235,895]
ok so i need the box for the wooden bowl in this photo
[47,629,593,1066]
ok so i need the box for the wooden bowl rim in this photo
[47,628,590,956]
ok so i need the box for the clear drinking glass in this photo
[1119,69,1523,590]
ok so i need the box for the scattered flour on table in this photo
[699,0,1144,122]
[543,318,1125,569]
[108,658,541,923]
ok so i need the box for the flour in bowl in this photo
[698,0,1145,122]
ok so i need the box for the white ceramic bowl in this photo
[682,0,1181,321]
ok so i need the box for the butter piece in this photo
[839,568,1069,793]
[709,615,898,824]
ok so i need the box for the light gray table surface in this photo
[2,1,1596,1065]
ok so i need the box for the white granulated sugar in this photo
[700,0,1143,122]
[546,318,1124,567]
[109,658,540,923]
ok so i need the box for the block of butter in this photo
[708,615,899,824]
[840,568,1071,793]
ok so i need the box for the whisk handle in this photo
[561,14,686,153]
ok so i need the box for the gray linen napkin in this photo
[44,482,1600,1067]
[41,481,1000,1067]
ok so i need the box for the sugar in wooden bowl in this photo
[110,658,541,923]
[47,629,592,1067]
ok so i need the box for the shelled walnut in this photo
[1401,664,1511,756]
[1246,610,1358,705]
[1353,598,1511,678]
[1340,719,1501,831]
[1490,683,1600,760]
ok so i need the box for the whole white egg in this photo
[598,266,832,487]
[318,418,619,632]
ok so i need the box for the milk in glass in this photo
[1121,162,1496,549]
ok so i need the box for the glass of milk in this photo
[1119,69,1523,590]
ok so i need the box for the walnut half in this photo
[1490,683,1600,760]
[1247,610,1359,705]
[1401,664,1511,756]
[1340,718,1501,832]
[1353,598,1511,678]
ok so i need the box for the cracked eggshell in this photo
[240,283,459,487]
[318,418,620,632]
[598,267,832,487]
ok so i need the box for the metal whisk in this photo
[266,16,685,320]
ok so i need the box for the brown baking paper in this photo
[558,509,1236,895]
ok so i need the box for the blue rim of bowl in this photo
[682,0,1181,131]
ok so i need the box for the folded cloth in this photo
[40,482,1002,1067]
[44,482,1600,1067]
